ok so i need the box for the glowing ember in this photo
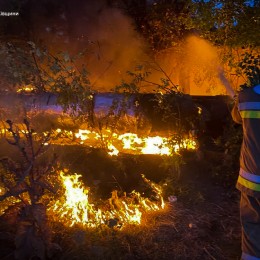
[197,106,202,115]
[48,170,165,228]
[16,86,36,93]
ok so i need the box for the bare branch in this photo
[5,120,30,163]
[0,182,28,202]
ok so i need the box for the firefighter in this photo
[219,69,260,260]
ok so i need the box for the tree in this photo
[192,0,260,47]
[0,119,60,259]
[128,0,260,90]
[0,41,95,125]
[139,0,195,51]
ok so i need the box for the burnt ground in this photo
[0,144,241,260]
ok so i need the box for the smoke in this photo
[184,35,220,75]
[182,35,223,95]
[151,35,227,95]
[80,6,148,90]
[36,6,227,96]
[29,0,149,91]
[0,0,228,95]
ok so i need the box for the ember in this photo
[16,85,36,93]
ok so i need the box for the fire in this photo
[118,133,142,149]
[107,143,119,156]
[0,122,193,228]
[72,129,196,156]
[141,136,170,155]
[52,172,94,226]
[0,122,197,155]
[48,170,165,228]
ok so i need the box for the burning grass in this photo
[0,116,241,259]
[47,170,165,228]
[0,119,197,156]
[0,119,194,232]
[0,163,166,228]
[0,148,242,260]
[46,195,240,260]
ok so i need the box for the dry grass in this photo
[0,190,241,260]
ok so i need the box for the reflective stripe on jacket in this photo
[233,86,260,197]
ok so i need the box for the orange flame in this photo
[73,129,196,156]
[0,123,197,155]
[48,170,165,228]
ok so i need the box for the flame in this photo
[48,170,165,228]
[107,143,119,156]
[73,129,196,156]
[0,123,194,228]
[141,136,170,155]
[0,123,196,155]
[51,172,94,226]
[0,122,197,155]
[118,133,142,149]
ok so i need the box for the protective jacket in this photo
[232,85,260,198]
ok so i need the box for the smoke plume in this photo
[29,0,149,91]
[151,35,227,95]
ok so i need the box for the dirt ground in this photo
[172,158,241,260]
